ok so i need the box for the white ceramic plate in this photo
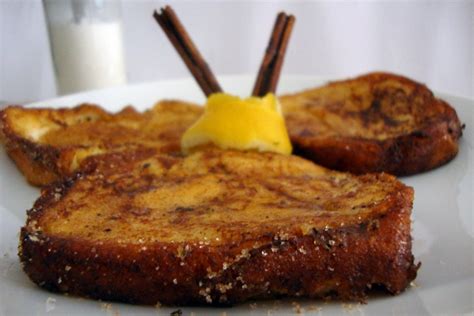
[0,75,472,316]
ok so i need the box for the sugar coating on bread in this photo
[20,149,418,305]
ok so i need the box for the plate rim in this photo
[25,74,474,109]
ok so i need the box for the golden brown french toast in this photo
[20,149,418,305]
[281,72,462,175]
[1,72,461,186]
[0,100,201,186]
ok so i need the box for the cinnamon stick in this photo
[153,6,222,96]
[252,12,295,97]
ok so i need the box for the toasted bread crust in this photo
[0,101,201,186]
[1,140,61,186]
[19,150,418,305]
[1,106,68,186]
[281,72,462,175]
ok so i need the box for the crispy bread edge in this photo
[0,104,113,186]
[287,72,463,175]
[0,102,199,186]
[0,106,64,186]
[19,170,419,306]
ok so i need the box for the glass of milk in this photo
[43,0,127,95]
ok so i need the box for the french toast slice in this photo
[0,100,201,186]
[280,72,463,175]
[20,149,418,305]
[2,72,461,186]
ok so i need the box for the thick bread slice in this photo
[20,149,418,305]
[281,72,462,175]
[0,101,201,186]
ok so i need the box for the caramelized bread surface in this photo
[281,72,462,175]
[0,101,201,186]
[20,149,418,305]
[1,72,461,186]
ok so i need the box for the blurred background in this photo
[0,0,472,103]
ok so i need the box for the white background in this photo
[0,0,472,103]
